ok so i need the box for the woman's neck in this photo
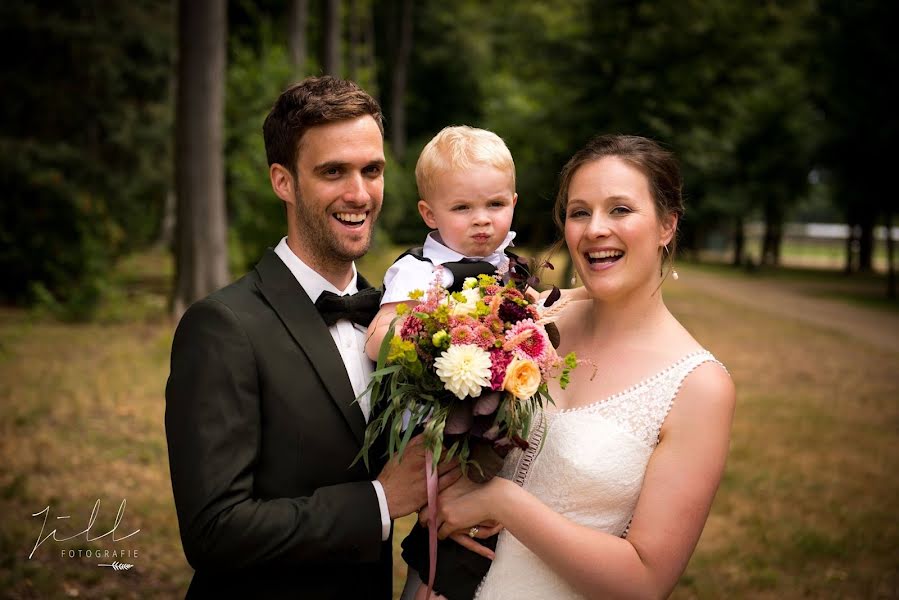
[582,284,672,343]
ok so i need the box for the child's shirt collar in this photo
[422,231,517,269]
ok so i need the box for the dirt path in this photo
[676,266,899,354]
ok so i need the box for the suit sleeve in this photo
[165,298,384,571]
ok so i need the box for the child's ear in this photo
[418,200,438,229]
[511,193,518,208]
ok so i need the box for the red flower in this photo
[489,349,513,391]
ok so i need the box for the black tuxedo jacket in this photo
[165,249,392,599]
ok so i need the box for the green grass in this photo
[1,246,897,599]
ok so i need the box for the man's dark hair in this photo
[263,76,384,174]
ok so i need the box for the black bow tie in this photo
[314,287,382,327]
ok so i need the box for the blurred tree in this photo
[350,0,379,99]
[322,0,342,75]
[812,0,898,277]
[225,19,293,271]
[388,0,414,161]
[172,0,229,320]
[288,0,309,78]
[0,1,173,315]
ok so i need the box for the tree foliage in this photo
[0,1,173,314]
[5,0,896,312]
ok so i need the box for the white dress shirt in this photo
[274,237,391,541]
[380,231,517,305]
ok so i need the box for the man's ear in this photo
[418,200,438,229]
[270,163,295,205]
[659,213,678,247]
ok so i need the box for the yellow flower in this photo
[387,337,416,363]
[503,356,541,399]
[432,330,449,348]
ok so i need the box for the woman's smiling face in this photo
[564,156,676,300]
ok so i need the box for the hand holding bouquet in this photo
[356,270,575,598]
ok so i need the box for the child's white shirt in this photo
[380,231,516,305]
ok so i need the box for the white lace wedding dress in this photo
[474,350,725,599]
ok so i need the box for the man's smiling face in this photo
[290,115,385,272]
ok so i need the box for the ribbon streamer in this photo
[425,448,438,599]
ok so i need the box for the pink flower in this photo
[449,315,478,330]
[504,319,549,361]
[484,314,505,334]
[473,325,496,350]
[400,315,424,340]
[489,349,513,391]
[451,325,476,345]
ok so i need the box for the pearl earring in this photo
[663,245,679,281]
[570,273,577,286]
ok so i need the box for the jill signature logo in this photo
[29,499,140,560]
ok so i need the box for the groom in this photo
[165,77,454,598]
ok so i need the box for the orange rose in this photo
[502,356,541,399]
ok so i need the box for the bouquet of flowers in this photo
[356,268,576,598]
[357,272,577,480]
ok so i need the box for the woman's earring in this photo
[663,245,679,281]
[570,272,577,286]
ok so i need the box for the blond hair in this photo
[415,126,516,199]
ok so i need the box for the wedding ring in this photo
[468,526,480,538]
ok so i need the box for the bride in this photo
[419,134,735,599]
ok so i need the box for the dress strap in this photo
[649,350,726,445]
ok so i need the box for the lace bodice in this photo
[475,350,725,599]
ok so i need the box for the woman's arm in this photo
[433,363,735,599]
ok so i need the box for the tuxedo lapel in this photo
[254,249,366,446]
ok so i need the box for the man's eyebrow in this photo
[313,161,347,173]
[313,158,385,172]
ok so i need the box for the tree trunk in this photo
[857,217,874,272]
[732,215,745,267]
[362,0,378,101]
[886,210,896,299]
[157,188,176,249]
[288,0,309,79]
[322,0,342,76]
[844,223,857,274]
[172,0,229,321]
[347,0,360,82]
[761,202,783,267]
[389,0,413,160]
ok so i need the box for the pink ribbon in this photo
[424,448,438,599]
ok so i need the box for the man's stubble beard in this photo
[292,188,379,270]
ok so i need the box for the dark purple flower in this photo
[499,299,529,324]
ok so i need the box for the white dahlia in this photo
[434,344,492,400]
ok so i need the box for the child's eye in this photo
[490,201,508,208]
[452,205,470,212]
